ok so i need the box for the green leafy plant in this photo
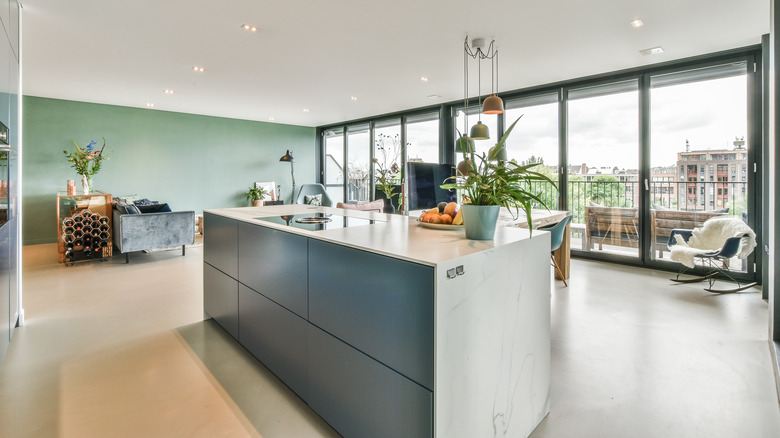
[63,137,109,178]
[245,186,268,202]
[441,116,557,231]
[372,133,402,202]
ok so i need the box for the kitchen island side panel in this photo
[434,232,551,437]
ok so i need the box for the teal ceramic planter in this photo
[461,204,500,240]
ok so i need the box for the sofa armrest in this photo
[113,210,195,253]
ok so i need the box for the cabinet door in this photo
[308,240,434,390]
[203,263,238,339]
[239,284,307,399]
[238,223,307,318]
[308,325,432,438]
[203,213,238,278]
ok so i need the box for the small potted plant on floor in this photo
[245,186,268,207]
[441,116,556,239]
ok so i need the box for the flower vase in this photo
[81,175,93,195]
[382,198,395,214]
[461,204,500,240]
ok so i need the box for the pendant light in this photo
[482,42,504,114]
[469,41,490,140]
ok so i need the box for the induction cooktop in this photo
[255,213,381,231]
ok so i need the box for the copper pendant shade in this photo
[482,94,504,114]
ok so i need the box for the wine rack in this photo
[57,192,113,266]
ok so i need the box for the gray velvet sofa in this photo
[113,203,195,263]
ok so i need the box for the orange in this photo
[443,202,457,217]
[440,214,453,224]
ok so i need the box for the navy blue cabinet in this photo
[204,214,436,437]
[203,263,238,338]
[308,325,432,438]
[239,284,308,399]
[238,222,308,318]
[204,212,238,278]
[308,239,434,390]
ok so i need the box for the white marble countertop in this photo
[205,204,551,267]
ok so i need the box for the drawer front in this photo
[308,325,432,438]
[238,222,308,318]
[239,284,308,400]
[308,239,434,390]
[203,213,238,278]
[203,263,238,339]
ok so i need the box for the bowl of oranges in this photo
[417,202,464,230]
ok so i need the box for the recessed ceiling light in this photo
[163,89,174,94]
[639,46,664,56]
[427,94,442,99]
[269,117,275,121]
[420,76,429,82]
[146,103,155,108]
[303,108,310,112]
[350,96,358,101]
[241,24,258,32]
[630,18,644,28]
[192,66,205,72]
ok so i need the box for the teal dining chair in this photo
[539,215,572,287]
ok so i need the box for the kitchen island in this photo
[203,204,551,438]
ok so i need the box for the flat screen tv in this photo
[407,162,456,211]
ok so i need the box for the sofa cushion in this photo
[125,204,141,214]
[138,203,172,214]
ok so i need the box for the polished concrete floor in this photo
[1,244,779,437]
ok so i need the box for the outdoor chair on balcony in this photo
[668,216,757,293]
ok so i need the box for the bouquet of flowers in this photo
[64,137,109,193]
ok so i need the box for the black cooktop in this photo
[255,213,380,231]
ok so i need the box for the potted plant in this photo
[245,186,268,206]
[373,133,402,213]
[441,116,556,239]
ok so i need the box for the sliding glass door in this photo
[648,62,751,274]
[567,80,640,258]
[323,128,344,203]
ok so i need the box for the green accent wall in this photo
[22,96,316,245]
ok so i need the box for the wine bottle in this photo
[91,213,100,222]
[99,216,109,225]
[62,218,74,227]
[73,229,84,238]
[81,209,92,218]
[64,226,75,234]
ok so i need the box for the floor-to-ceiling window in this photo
[346,124,370,202]
[323,128,344,203]
[649,62,751,274]
[503,93,560,210]
[316,50,760,281]
[567,80,640,258]
[405,113,439,163]
[373,119,402,207]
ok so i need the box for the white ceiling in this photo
[20,0,769,128]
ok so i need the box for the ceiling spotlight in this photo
[163,89,174,94]
[303,108,310,112]
[146,103,155,108]
[420,76,429,82]
[269,117,275,121]
[241,24,258,32]
[630,18,644,28]
[427,94,442,99]
[639,46,664,56]
[192,66,205,72]
[350,96,358,101]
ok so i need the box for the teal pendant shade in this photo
[461,204,500,240]
[470,121,490,140]
[488,145,508,162]
[455,136,475,153]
